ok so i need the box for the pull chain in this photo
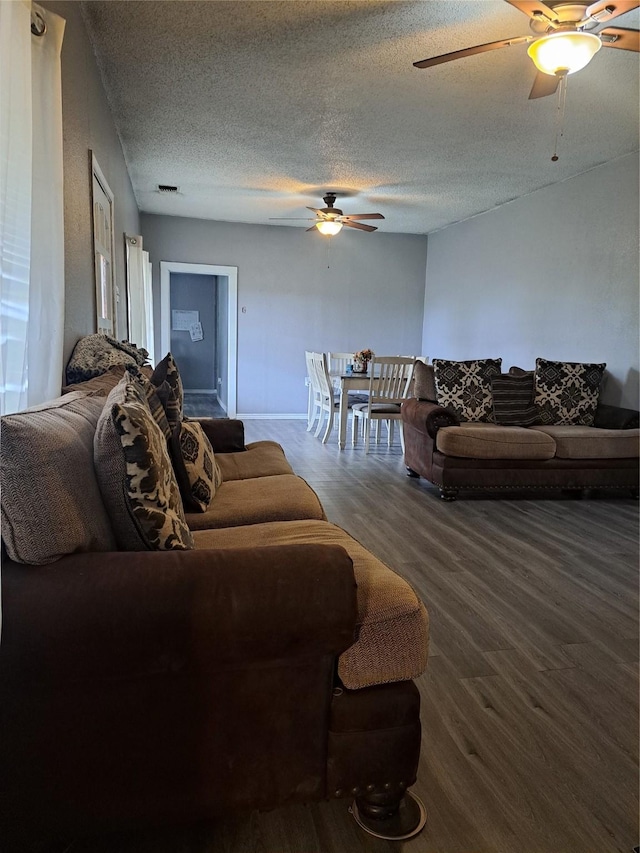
[326,236,332,269]
[551,70,568,162]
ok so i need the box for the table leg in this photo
[339,387,349,449]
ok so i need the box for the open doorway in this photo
[160,262,237,418]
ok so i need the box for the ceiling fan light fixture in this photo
[527,31,601,76]
[316,220,343,236]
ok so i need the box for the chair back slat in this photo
[328,352,355,375]
[311,351,333,400]
[369,356,415,403]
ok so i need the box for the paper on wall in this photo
[189,321,204,342]
[172,309,199,331]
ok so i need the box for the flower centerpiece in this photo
[353,348,373,374]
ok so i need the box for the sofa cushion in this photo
[1,392,116,565]
[171,420,223,511]
[491,373,540,427]
[534,358,605,426]
[216,441,294,481]
[94,375,194,551]
[185,474,326,530]
[529,425,640,459]
[192,520,429,690]
[413,360,437,401]
[436,422,556,460]
[432,358,502,422]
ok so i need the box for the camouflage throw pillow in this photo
[151,352,184,425]
[534,358,605,426]
[94,375,194,551]
[432,358,502,422]
[171,420,223,512]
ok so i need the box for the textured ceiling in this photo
[81,0,639,235]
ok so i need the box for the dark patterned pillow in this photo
[534,358,606,426]
[154,381,182,433]
[432,358,502,422]
[127,369,171,440]
[171,420,223,512]
[151,353,184,423]
[94,374,194,551]
[491,374,540,426]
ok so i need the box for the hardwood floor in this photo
[72,419,639,853]
[183,393,226,418]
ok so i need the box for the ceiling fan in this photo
[270,193,385,235]
[413,0,640,99]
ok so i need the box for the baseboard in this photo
[184,389,217,396]
[238,413,307,420]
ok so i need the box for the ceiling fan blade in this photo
[599,26,640,50]
[342,220,377,232]
[340,213,385,221]
[414,36,533,69]
[528,71,560,99]
[306,206,331,218]
[306,224,319,232]
[587,0,639,23]
[504,0,559,21]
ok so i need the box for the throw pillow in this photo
[491,374,540,426]
[151,352,184,423]
[154,380,182,433]
[432,358,502,422]
[413,360,437,401]
[94,374,194,551]
[171,420,223,512]
[128,368,171,440]
[534,358,606,426]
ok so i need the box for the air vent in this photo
[157,184,179,193]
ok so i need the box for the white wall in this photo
[422,153,639,409]
[141,216,427,415]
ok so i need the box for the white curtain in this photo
[0,0,65,416]
[126,235,155,363]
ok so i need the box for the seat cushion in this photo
[216,441,294,481]
[529,425,640,459]
[436,422,556,460]
[185,474,326,530]
[352,403,402,414]
[192,520,429,690]
[1,392,116,565]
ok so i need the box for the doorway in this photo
[160,262,237,418]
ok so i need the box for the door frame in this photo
[160,261,238,418]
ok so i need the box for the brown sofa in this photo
[402,363,639,500]
[0,373,429,849]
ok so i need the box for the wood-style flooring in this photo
[71,419,639,853]
[183,393,226,419]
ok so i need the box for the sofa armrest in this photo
[193,417,246,452]
[593,403,640,430]
[0,544,357,685]
[402,397,460,439]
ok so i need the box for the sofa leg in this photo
[631,488,639,499]
[406,466,419,478]
[440,488,458,501]
[351,789,427,840]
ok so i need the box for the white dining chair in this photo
[311,351,342,443]
[351,356,415,453]
[305,350,322,432]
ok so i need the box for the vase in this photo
[353,358,367,374]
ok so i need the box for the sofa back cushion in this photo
[1,391,116,565]
[413,360,437,401]
[94,374,194,551]
[432,358,502,422]
[534,358,606,426]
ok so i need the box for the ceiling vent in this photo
[157,184,179,193]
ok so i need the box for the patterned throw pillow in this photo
[171,420,223,512]
[151,353,184,427]
[154,381,182,433]
[432,358,502,422]
[127,369,171,440]
[534,358,606,426]
[94,374,194,551]
[491,373,540,426]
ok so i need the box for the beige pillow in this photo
[94,375,194,551]
[413,360,437,400]
[171,420,223,512]
[1,392,116,564]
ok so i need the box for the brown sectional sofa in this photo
[0,374,429,848]
[402,364,639,500]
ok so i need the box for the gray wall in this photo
[169,273,216,391]
[42,1,140,367]
[422,153,639,408]
[141,216,428,415]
